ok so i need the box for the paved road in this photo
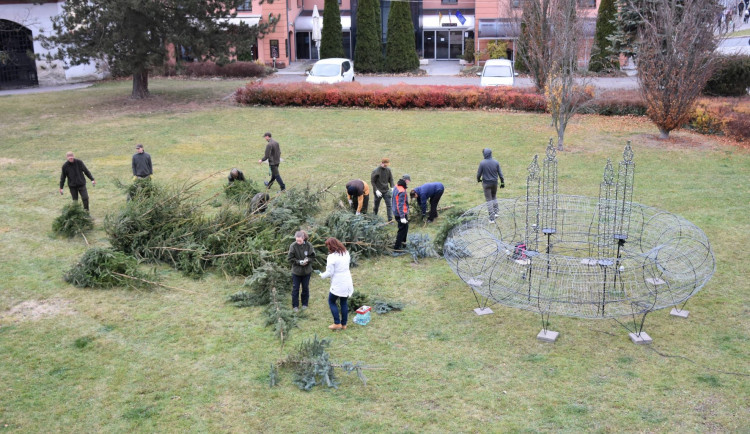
[262,73,639,90]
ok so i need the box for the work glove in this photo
[348,199,353,206]
[375,190,382,198]
[477,178,482,183]
[356,211,361,216]
[299,260,306,265]
[500,178,505,189]
[314,270,322,275]
[400,218,408,224]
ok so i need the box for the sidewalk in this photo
[0,82,93,96]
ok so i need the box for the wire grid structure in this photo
[444,142,715,322]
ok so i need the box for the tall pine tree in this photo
[354,0,383,72]
[384,1,419,72]
[320,0,345,59]
[589,0,618,71]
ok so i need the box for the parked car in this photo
[478,59,517,87]
[305,58,355,84]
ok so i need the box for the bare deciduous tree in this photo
[545,0,592,151]
[634,0,721,139]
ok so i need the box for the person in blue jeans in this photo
[287,230,315,312]
[318,237,353,330]
[409,182,445,223]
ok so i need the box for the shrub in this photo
[384,1,419,72]
[224,179,262,204]
[52,202,94,238]
[433,208,468,256]
[463,39,475,63]
[703,55,750,97]
[582,90,647,116]
[321,0,345,59]
[182,61,270,78]
[354,0,384,72]
[689,104,725,135]
[484,40,508,60]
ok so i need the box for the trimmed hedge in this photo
[174,61,271,78]
[236,83,547,111]
[703,55,750,97]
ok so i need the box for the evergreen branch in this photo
[111,272,197,294]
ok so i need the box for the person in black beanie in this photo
[59,151,95,211]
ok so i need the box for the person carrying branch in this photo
[345,179,370,215]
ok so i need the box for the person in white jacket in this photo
[318,237,354,330]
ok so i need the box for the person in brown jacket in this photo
[257,132,285,191]
[346,179,370,215]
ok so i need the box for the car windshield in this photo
[310,63,340,77]
[483,65,512,77]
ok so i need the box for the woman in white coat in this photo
[318,237,354,330]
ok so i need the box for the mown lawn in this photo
[0,79,748,432]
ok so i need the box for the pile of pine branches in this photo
[64,247,154,289]
[52,202,94,241]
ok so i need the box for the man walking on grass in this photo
[477,148,504,222]
[132,144,153,179]
[258,132,285,191]
[59,151,95,211]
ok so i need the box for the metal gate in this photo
[0,19,39,89]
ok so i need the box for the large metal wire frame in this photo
[444,196,715,319]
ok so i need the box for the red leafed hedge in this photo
[235,82,547,111]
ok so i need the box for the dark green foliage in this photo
[372,299,404,314]
[52,202,93,238]
[115,177,160,201]
[64,247,153,289]
[278,335,368,390]
[347,290,370,310]
[589,0,618,72]
[384,1,419,72]
[354,0,383,72]
[609,0,648,58]
[319,211,390,257]
[320,0,345,59]
[703,55,750,97]
[405,233,437,263]
[38,0,278,97]
[433,208,467,255]
[224,179,262,204]
[230,262,291,307]
[265,287,297,345]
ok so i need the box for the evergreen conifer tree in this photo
[354,0,384,72]
[609,0,647,59]
[384,1,419,72]
[589,0,618,71]
[320,0,345,59]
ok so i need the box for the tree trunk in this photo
[659,128,670,139]
[132,69,149,99]
[557,132,565,152]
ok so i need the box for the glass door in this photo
[449,31,463,59]
[436,31,449,59]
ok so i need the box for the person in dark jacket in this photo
[371,158,394,221]
[132,144,153,179]
[288,230,316,311]
[227,168,246,183]
[391,178,409,253]
[258,132,285,191]
[346,179,370,215]
[410,182,445,223]
[477,148,504,221]
[59,151,95,211]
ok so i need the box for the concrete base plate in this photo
[646,277,666,285]
[474,307,494,316]
[537,330,559,342]
[670,308,689,318]
[629,331,653,345]
[514,258,531,265]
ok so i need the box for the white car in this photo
[478,59,517,87]
[305,58,355,84]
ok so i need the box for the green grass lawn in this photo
[1,79,748,432]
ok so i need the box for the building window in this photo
[577,0,596,7]
[442,0,458,4]
[237,0,252,11]
[270,40,280,59]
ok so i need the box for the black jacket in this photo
[132,152,153,177]
[262,139,281,165]
[228,170,246,183]
[60,159,94,188]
